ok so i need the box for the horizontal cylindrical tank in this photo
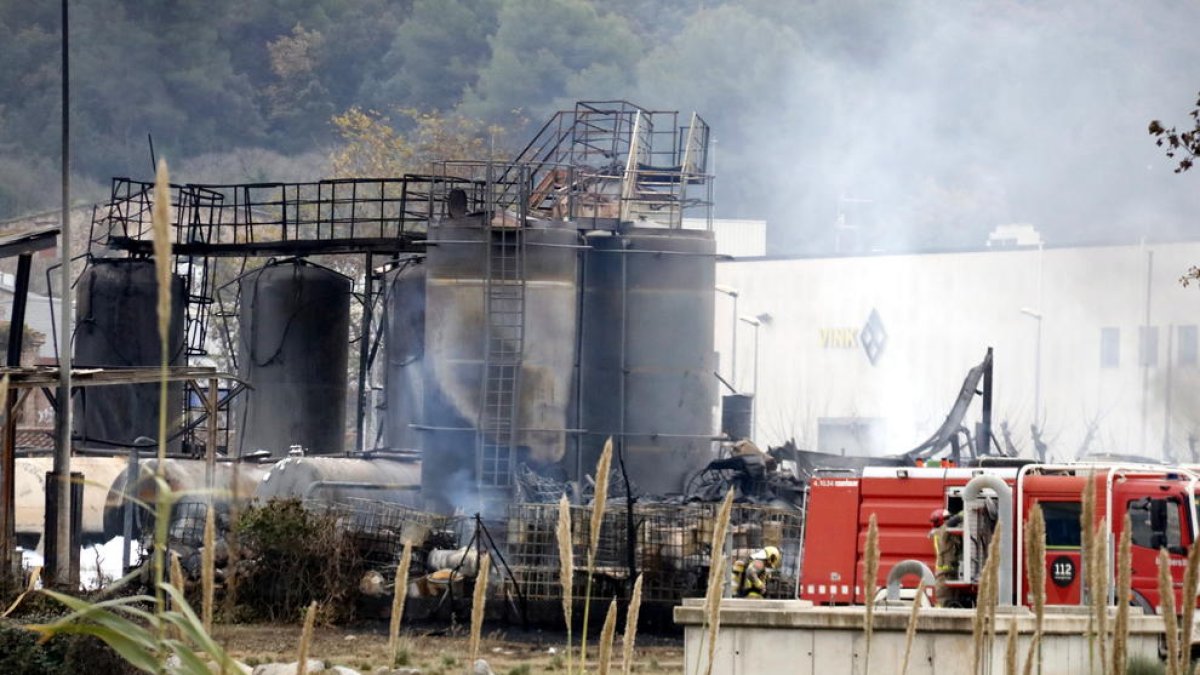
[254,456,421,508]
[73,258,186,449]
[384,259,425,453]
[101,458,267,541]
[421,216,579,512]
[15,455,130,544]
[576,227,717,495]
[236,261,351,458]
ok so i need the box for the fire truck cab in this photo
[799,463,1199,613]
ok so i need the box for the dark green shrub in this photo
[232,498,366,622]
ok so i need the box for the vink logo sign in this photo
[818,308,887,366]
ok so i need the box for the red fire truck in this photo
[798,463,1199,613]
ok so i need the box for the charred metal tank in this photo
[576,227,717,495]
[384,259,425,453]
[421,216,579,512]
[236,260,351,458]
[254,456,422,508]
[73,258,186,449]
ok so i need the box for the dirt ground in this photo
[213,623,685,675]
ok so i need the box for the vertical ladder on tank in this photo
[476,164,528,496]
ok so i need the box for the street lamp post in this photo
[739,315,761,442]
[715,285,739,387]
[1020,307,1042,427]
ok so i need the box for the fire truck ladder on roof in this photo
[476,164,529,496]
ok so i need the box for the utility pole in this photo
[51,0,75,588]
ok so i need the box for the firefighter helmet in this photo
[929,508,950,527]
[758,545,782,569]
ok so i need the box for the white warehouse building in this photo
[714,240,1200,462]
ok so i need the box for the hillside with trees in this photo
[2,0,1198,254]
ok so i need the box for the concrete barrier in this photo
[675,598,1163,674]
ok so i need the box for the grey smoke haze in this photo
[1,0,1197,256]
[633,0,1200,254]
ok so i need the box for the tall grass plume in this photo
[863,512,880,671]
[580,438,613,668]
[1089,517,1108,672]
[1178,536,1200,675]
[1022,503,1046,675]
[898,579,926,675]
[1080,470,1096,670]
[388,540,413,664]
[201,502,215,632]
[297,600,317,675]
[597,597,617,675]
[973,529,1001,675]
[1110,514,1132,675]
[556,493,575,675]
[622,573,643,675]
[469,553,492,663]
[1158,547,1181,675]
[1004,617,1019,675]
[699,488,735,675]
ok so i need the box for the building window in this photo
[1139,326,1159,367]
[1179,325,1198,366]
[1100,327,1119,368]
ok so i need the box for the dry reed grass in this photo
[597,597,618,675]
[297,601,317,675]
[150,159,173,623]
[1110,514,1132,675]
[1179,538,1200,675]
[581,438,613,668]
[1090,517,1108,672]
[1005,616,1018,675]
[698,488,735,675]
[388,540,413,664]
[556,493,575,675]
[898,579,926,675]
[1081,470,1097,670]
[201,503,215,632]
[469,553,492,663]
[1159,547,1181,675]
[973,529,1001,675]
[622,573,643,675]
[1022,503,1046,675]
[863,512,880,671]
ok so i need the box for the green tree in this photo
[365,0,500,113]
[462,0,642,122]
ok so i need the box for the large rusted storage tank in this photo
[236,261,351,458]
[73,258,186,449]
[420,216,579,512]
[383,259,426,453]
[575,227,718,495]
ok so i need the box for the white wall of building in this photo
[715,242,1200,461]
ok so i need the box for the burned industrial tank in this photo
[73,258,186,449]
[236,260,351,458]
[384,259,425,453]
[576,227,717,495]
[421,216,579,512]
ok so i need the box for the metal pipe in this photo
[962,473,1014,605]
[355,252,373,454]
[53,0,74,588]
[885,559,936,602]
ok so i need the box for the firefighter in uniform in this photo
[731,546,782,598]
[929,509,963,607]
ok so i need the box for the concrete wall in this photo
[676,599,1163,675]
[714,241,1200,460]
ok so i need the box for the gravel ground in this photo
[213,622,684,674]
